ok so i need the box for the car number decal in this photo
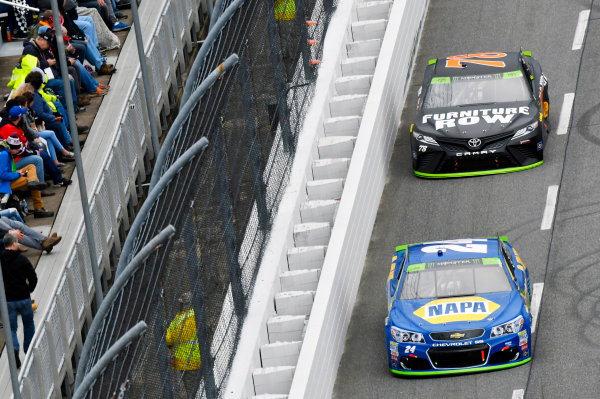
[445,52,507,68]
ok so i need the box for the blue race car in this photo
[385,238,532,376]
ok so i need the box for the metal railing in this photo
[7,1,204,397]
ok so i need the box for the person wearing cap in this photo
[0,132,54,219]
[166,291,201,396]
[22,30,79,113]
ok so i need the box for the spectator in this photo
[22,30,80,112]
[0,217,62,252]
[25,71,74,149]
[77,0,130,32]
[0,232,38,369]
[0,133,54,219]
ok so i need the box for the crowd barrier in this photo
[0,0,204,397]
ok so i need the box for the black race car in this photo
[411,51,550,178]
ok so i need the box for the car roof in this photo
[402,238,503,265]
[431,52,523,77]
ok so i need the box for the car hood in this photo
[389,291,523,332]
[415,101,537,139]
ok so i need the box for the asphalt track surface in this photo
[333,1,600,398]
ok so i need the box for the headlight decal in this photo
[390,326,425,343]
[512,121,539,140]
[413,132,440,146]
[491,315,524,338]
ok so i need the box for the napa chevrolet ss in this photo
[411,51,550,178]
[385,238,532,376]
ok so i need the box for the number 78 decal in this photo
[446,52,507,68]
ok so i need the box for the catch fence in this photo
[74,0,337,397]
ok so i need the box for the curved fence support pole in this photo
[73,321,148,399]
[75,226,177,388]
[117,138,209,276]
[209,0,225,30]
[150,54,239,188]
[181,0,245,103]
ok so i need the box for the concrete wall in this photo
[288,0,429,397]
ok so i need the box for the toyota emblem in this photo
[468,138,482,148]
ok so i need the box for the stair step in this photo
[312,158,351,180]
[253,366,295,395]
[324,116,361,137]
[300,199,339,224]
[275,291,315,316]
[293,222,331,247]
[357,0,392,21]
[318,136,356,159]
[306,178,344,201]
[287,246,327,271]
[281,269,321,292]
[267,315,306,343]
[341,56,377,76]
[261,341,303,368]
[335,74,373,95]
[351,19,388,41]
[347,39,382,58]
[329,94,367,117]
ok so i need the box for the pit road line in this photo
[556,93,575,136]
[572,10,590,50]
[540,186,558,230]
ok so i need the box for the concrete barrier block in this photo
[267,315,306,343]
[280,269,321,292]
[341,56,378,76]
[275,291,315,316]
[324,116,362,137]
[346,39,382,58]
[335,75,373,95]
[351,19,388,41]
[293,222,331,247]
[357,1,392,21]
[252,366,296,395]
[260,341,303,368]
[329,94,367,117]
[306,178,344,201]
[318,136,356,159]
[312,158,351,180]
[300,199,340,224]
[287,246,327,271]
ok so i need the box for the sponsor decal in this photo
[537,141,543,151]
[422,107,530,130]
[523,351,528,357]
[456,150,497,157]
[413,297,501,324]
[389,262,396,280]
[412,151,418,160]
[432,341,473,347]
[520,343,528,351]
[450,332,465,339]
[391,354,398,361]
[474,340,484,344]
[390,341,398,349]
[519,330,528,346]
[445,52,507,68]
[421,242,488,254]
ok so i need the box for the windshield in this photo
[399,258,512,300]
[423,70,532,109]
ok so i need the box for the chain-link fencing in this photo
[75,0,338,397]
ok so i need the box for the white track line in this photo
[557,93,575,136]
[572,10,590,50]
[531,283,544,334]
[541,186,559,230]
[512,389,525,399]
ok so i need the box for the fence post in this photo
[182,216,217,396]
[213,125,246,320]
[294,0,313,81]
[238,55,270,230]
[263,0,295,153]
